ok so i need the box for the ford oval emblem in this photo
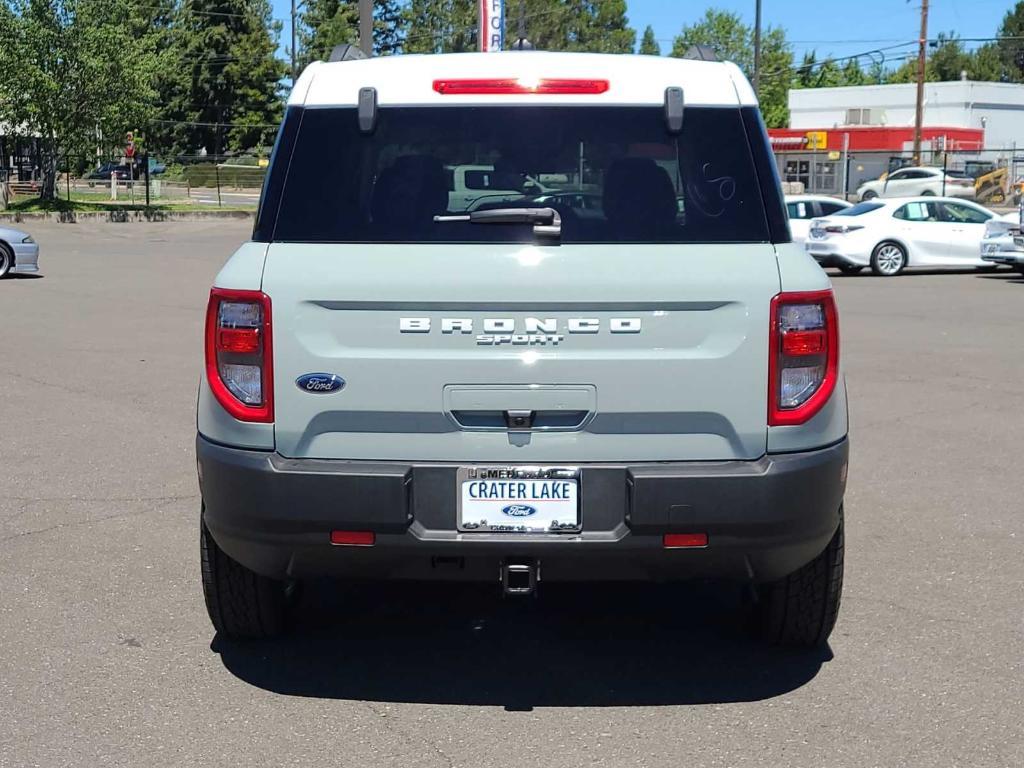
[501,504,537,517]
[295,373,345,393]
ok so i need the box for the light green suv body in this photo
[197,51,848,646]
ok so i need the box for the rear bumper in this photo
[805,241,867,268]
[981,250,1024,266]
[198,434,848,584]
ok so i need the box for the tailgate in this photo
[264,242,779,462]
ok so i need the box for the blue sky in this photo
[270,0,1014,66]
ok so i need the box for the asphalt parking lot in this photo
[1,221,1022,767]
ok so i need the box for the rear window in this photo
[835,202,883,216]
[259,106,773,244]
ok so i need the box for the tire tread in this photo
[760,512,844,647]
[201,512,286,639]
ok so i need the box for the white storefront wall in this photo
[789,81,1024,150]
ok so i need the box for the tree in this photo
[298,0,358,68]
[671,9,750,69]
[163,0,286,155]
[995,2,1024,81]
[670,9,792,127]
[887,32,1007,84]
[0,0,161,199]
[638,24,659,55]
[404,0,477,54]
[297,0,402,67]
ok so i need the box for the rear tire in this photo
[870,241,907,276]
[757,511,844,647]
[0,244,12,279]
[921,190,935,196]
[201,508,288,639]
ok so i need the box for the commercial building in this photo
[768,80,1024,197]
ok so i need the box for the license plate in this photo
[457,466,580,533]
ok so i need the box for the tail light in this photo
[768,290,839,426]
[205,288,273,423]
[822,224,863,234]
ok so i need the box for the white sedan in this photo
[785,195,852,244]
[856,166,976,202]
[805,197,1000,276]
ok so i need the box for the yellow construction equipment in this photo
[975,167,1008,204]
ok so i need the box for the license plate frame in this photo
[456,466,581,534]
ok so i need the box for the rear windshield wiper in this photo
[434,207,561,240]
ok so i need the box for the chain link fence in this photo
[3,151,267,211]
[772,146,1024,209]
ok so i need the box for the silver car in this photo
[0,224,40,278]
[980,213,1024,274]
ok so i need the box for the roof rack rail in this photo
[682,45,718,62]
[328,44,368,63]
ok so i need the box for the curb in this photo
[0,209,254,224]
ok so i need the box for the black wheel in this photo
[201,508,288,639]
[757,512,844,647]
[0,243,12,279]
[837,264,863,275]
[860,190,877,202]
[920,190,935,196]
[870,241,907,276]
[1016,267,1024,276]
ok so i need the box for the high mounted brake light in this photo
[432,78,610,95]
[768,290,839,426]
[205,288,273,423]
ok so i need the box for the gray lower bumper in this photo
[198,435,848,584]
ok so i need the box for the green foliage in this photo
[404,0,634,54]
[297,0,402,67]
[886,32,1012,84]
[995,2,1024,81]
[670,9,792,128]
[162,0,286,155]
[298,0,358,67]
[404,0,477,53]
[638,24,659,56]
[0,0,161,199]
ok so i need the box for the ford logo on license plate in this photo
[501,504,537,517]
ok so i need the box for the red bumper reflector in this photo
[432,78,610,95]
[781,328,826,356]
[217,327,260,353]
[663,533,708,549]
[330,530,375,546]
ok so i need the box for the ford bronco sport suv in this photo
[198,51,848,646]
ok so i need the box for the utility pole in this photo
[291,0,297,83]
[359,0,373,56]
[753,0,762,96]
[912,0,929,165]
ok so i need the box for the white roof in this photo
[290,51,756,108]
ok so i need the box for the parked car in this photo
[806,197,998,276]
[531,191,604,219]
[0,225,40,278]
[785,195,852,244]
[85,162,132,186]
[197,51,848,647]
[980,212,1024,274]
[856,167,976,202]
